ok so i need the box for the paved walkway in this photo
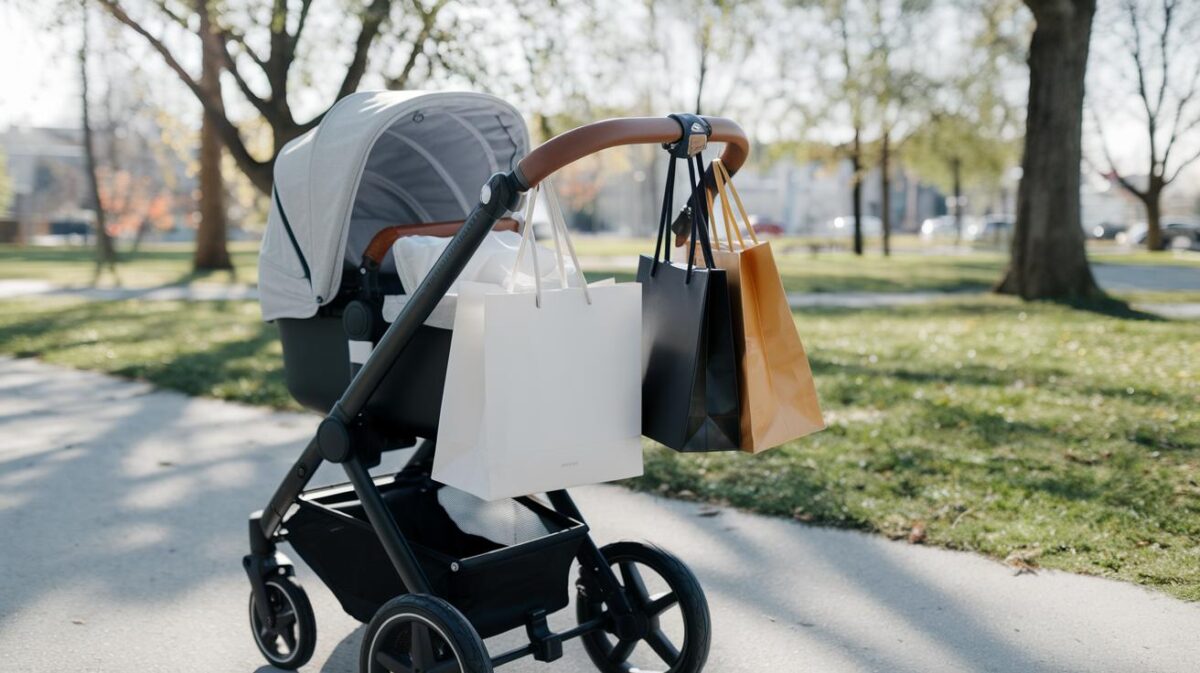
[1,357,1198,672]
[1092,263,1200,291]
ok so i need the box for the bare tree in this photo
[997,0,1101,300]
[1091,0,1200,251]
[80,0,120,283]
[98,0,448,194]
[194,0,230,270]
[833,4,868,256]
[866,0,931,257]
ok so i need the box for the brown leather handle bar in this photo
[361,116,749,265]
[362,217,519,267]
[515,116,750,189]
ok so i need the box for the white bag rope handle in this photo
[544,181,591,301]
[507,178,591,307]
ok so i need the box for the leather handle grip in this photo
[516,116,750,189]
[361,217,519,267]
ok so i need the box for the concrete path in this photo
[1,357,1198,672]
[0,279,260,301]
[1092,263,1200,291]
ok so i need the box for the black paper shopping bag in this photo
[638,151,740,452]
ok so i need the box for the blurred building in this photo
[0,126,89,242]
[569,148,948,236]
[0,125,197,244]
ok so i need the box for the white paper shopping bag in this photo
[433,180,643,500]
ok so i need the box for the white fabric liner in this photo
[381,226,584,329]
[259,90,530,322]
[437,486,552,547]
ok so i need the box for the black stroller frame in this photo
[245,113,750,672]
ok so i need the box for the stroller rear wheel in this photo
[577,541,711,673]
[248,575,317,670]
[360,594,493,673]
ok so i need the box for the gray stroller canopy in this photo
[259,90,530,321]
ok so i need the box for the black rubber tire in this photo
[248,575,317,670]
[577,541,711,673]
[360,594,492,673]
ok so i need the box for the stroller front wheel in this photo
[360,594,492,673]
[248,575,317,670]
[576,541,711,673]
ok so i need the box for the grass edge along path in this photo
[0,294,1196,601]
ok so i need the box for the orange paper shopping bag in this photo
[705,159,824,452]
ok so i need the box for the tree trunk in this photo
[851,125,864,256]
[951,156,963,244]
[997,0,1101,300]
[193,0,232,272]
[79,0,117,280]
[881,131,892,257]
[904,170,918,231]
[1144,182,1162,251]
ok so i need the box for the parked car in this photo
[748,215,785,237]
[1089,221,1128,240]
[1119,220,1200,250]
[822,215,882,237]
[975,215,1013,245]
[920,215,958,240]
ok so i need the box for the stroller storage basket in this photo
[284,471,588,638]
[277,315,451,438]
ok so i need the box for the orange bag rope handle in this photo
[711,158,759,251]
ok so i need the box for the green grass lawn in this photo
[4,239,1196,295]
[0,295,1196,599]
[0,242,259,287]
[586,251,1007,294]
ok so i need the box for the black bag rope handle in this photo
[651,114,717,282]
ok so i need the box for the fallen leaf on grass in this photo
[907,522,927,544]
[1004,548,1042,575]
[792,508,815,522]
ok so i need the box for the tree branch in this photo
[217,24,268,73]
[216,34,274,120]
[1125,0,1159,169]
[97,0,270,192]
[335,0,393,101]
[1089,103,1148,200]
[1165,143,1200,184]
[290,0,314,60]
[385,0,447,89]
[1160,54,1200,171]
[1153,0,1176,122]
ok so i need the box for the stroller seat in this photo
[263,91,530,439]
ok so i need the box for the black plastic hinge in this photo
[525,610,564,662]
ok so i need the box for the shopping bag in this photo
[638,152,741,452]
[706,159,824,452]
[433,179,643,500]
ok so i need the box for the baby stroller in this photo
[247,90,750,672]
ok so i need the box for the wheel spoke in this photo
[275,608,297,630]
[280,627,297,653]
[644,629,680,664]
[646,591,678,617]
[410,621,436,668]
[376,650,414,673]
[426,659,463,673]
[608,638,637,664]
[618,560,651,606]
